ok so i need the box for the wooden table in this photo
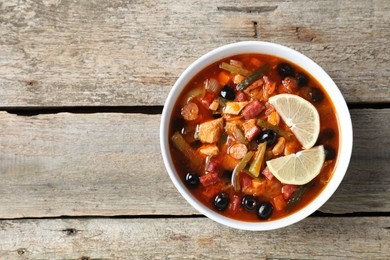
[0,0,389,259]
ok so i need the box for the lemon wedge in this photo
[268,94,320,149]
[266,145,325,185]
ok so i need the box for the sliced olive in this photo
[213,192,230,211]
[257,202,273,220]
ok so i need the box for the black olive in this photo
[173,117,185,131]
[241,195,259,212]
[222,170,233,181]
[309,87,324,103]
[321,128,335,140]
[212,113,222,119]
[296,72,309,87]
[256,129,277,146]
[220,85,236,100]
[213,192,230,211]
[324,146,336,160]
[257,202,273,220]
[185,172,200,188]
[277,63,295,78]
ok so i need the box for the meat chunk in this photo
[181,102,199,121]
[272,137,286,156]
[262,76,276,101]
[228,143,248,160]
[242,119,261,141]
[235,91,247,102]
[242,100,265,120]
[197,118,224,144]
[200,172,220,187]
[279,77,298,94]
[198,144,219,156]
[223,101,249,115]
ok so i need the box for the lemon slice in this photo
[266,145,325,185]
[268,94,320,149]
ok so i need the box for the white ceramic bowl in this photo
[160,41,353,231]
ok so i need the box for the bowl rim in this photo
[160,41,353,231]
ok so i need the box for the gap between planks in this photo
[0,211,389,221]
[2,102,390,117]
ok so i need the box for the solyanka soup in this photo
[168,53,340,222]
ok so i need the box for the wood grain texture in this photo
[0,0,389,107]
[0,217,389,259]
[0,109,388,218]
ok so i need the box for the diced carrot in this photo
[263,178,282,200]
[272,194,287,211]
[221,154,240,171]
[267,111,280,126]
[250,57,263,67]
[218,71,231,86]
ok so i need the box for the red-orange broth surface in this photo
[169,54,340,222]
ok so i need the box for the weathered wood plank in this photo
[0,217,389,259]
[0,109,388,218]
[0,0,389,106]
